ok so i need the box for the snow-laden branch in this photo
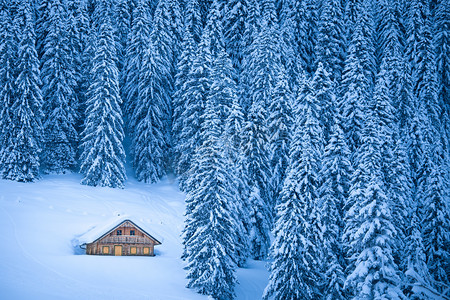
[405,269,450,300]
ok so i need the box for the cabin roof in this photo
[76,216,162,245]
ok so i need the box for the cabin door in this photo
[114,245,122,256]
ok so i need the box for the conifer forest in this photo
[0,0,449,299]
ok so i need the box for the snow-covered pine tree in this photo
[406,0,441,135]
[0,2,17,157]
[66,0,88,134]
[311,62,335,143]
[343,94,405,299]
[73,0,90,132]
[404,1,450,286]
[177,0,229,191]
[79,1,126,188]
[238,0,260,113]
[199,0,232,125]
[224,94,251,267]
[241,0,282,220]
[433,0,450,148]
[36,0,51,60]
[151,0,183,165]
[388,135,412,267]
[284,0,318,76]
[375,0,408,139]
[339,0,376,153]
[40,0,78,173]
[224,0,250,75]
[403,205,432,299]
[264,76,323,300]
[277,0,299,87]
[404,0,433,190]
[240,5,279,252]
[211,37,250,267]
[183,0,202,44]
[175,32,211,191]
[315,63,351,299]
[372,57,414,283]
[1,0,44,182]
[122,0,152,131]
[267,69,293,206]
[318,114,351,300]
[182,93,237,300]
[241,96,272,260]
[419,135,450,287]
[131,42,167,183]
[115,0,132,83]
[415,5,441,138]
[315,0,346,83]
[172,27,197,177]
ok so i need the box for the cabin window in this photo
[117,230,122,236]
[143,247,150,255]
[130,247,137,255]
[102,246,109,254]
[130,230,135,236]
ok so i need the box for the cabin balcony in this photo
[102,236,150,244]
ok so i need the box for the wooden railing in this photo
[102,236,150,244]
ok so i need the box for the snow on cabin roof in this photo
[75,215,162,246]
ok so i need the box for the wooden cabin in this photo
[84,219,161,256]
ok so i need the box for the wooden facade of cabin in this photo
[85,220,161,256]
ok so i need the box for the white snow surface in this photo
[0,173,268,300]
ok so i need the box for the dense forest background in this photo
[0,0,449,299]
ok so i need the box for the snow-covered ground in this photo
[0,174,268,299]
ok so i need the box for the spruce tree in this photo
[151,0,183,161]
[66,0,88,134]
[176,0,227,190]
[376,0,408,137]
[433,0,450,148]
[318,115,351,300]
[241,91,272,260]
[1,0,44,182]
[264,77,323,300]
[40,0,78,173]
[239,0,260,113]
[224,0,250,74]
[420,136,450,287]
[281,0,318,77]
[311,62,335,142]
[277,0,299,86]
[241,0,282,219]
[131,42,166,183]
[343,101,405,299]
[267,69,293,206]
[182,97,237,300]
[403,206,432,299]
[198,0,213,27]
[0,3,16,158]
[123,0,151,130]
[79,2,126,188]
[172,26,197,175]
[115,0,132,81]
[74,0,90,131]
[184,0,202,44]
[314,0,346,83]
[405,1,449,286]
[175,36,211,191]
[36,0,51,59]
[211,42,250,267]
[339,0,376,153]
[224,95,251,267]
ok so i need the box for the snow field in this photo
[0,174,268,299]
